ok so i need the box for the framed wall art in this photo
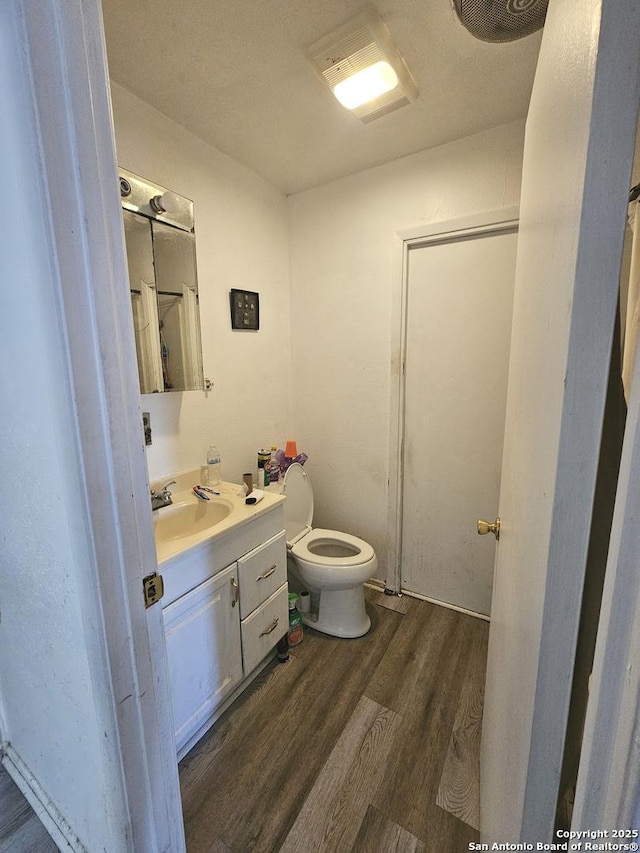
[229,289,260,330]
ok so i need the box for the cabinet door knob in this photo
[230,576,239,607]
[259,616,279,637]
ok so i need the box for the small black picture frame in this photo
[229,289,260,330]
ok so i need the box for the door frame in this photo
[8,2,186,850]
[572,334,640,828]
[13,0,640,844]
[386,208,519,603]
[479,0,640,839]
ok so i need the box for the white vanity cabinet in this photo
[159,499,287,758]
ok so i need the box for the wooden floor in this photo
[0,766,57,853]
[179,588,489,853]
[0,589,488,853]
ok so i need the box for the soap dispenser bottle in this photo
[206,445,222,486]
[269,445,280,483]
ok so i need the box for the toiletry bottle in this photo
[288,593,304,647]
[257,449,270,488]
[269,445,280,483]
[206,445,222,486]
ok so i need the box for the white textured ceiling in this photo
[101,0,542,195]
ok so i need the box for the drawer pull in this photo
[259,616,279,637]
[257,565,277,581]
[231,576,239,607]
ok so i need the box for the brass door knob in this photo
[477,517,500,540]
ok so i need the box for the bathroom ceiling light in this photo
[333,61,398,110]
[308,8,418,123]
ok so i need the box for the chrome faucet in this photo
[150,479,176,511]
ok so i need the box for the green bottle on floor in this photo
[288,593,303,647]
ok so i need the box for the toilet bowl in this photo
[283,463,376,638]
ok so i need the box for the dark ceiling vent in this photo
[452,0,548,43]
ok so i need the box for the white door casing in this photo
[7,0,640,848]
[386,208,519,601]
[573,321,640,829]
[400,225,518,615]
[3,2,186,850]
[481,0,640,842]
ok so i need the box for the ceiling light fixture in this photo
[333,61,398,110]
[308,8,418,123]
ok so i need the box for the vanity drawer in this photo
[241,583,288,675]
[237,530,287,619]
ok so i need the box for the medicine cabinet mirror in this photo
[119,168,204,393]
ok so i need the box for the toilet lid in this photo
[282,462,314,544]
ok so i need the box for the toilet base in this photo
[303,586,371,638]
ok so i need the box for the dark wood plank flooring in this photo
[436,623,487,830]
[179,589,489,853]
[0,589,488,852]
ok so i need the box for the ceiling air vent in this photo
[452,0,548,43]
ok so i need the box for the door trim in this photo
[386,208,519,596]
[573,350,640,828]
[15,2,185,849]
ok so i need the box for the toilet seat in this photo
[292,528,375,568]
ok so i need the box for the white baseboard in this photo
[366,578,490,621]
[400,588,491,622]
[1,743,83,851]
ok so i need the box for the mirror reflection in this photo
[120,168,204,393]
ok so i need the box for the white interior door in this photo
[401,226,517,615]
[481,0,640,842]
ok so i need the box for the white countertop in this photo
[152,470,286,565]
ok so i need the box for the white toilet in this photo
[283,463,376,638]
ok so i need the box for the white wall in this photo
[111,83,524,582]
[110,83,291,484]
[288,121,525,581]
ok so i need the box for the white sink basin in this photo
[154,498,233,542]
[150,474,286,566]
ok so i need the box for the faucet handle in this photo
[150,479,176,511]
[150,479,176,498]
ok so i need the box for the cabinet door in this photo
[163,563,242,753]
